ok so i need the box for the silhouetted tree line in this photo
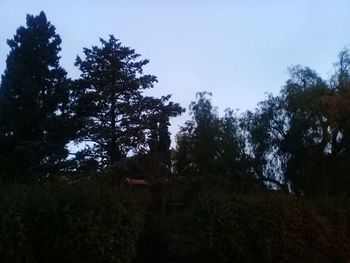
[1,12,350,197]
[2,11,350,263]
[175,58,350,196]
[0,12,183,181]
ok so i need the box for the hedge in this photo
[136,189,350,263]
[0,181,144,263]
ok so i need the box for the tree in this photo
[73,36,183,168]
[174,92,249,182]
[146,95,183,168]
[175,92,219,176]
[0,11,71,180]
[247,56,350,196]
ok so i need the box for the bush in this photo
[0,181,144,263]
[141,189,350,263]
[2,179,350,263]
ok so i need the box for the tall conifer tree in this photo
[74,36,183,167]
[0,12,70,179]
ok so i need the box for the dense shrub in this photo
[2,179,350,263]
[0,181,144,263]
[138,189,350,263]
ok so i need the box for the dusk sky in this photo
[1,0,350,138]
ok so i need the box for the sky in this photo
[1,0,350,139]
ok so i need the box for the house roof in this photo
[126,177,149,185]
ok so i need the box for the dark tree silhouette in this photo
[146,95,184,168]
[73,36,183,168]
[247,53,350,196]
[0,11,71,180]
[174,92,250,182]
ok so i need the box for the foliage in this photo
[140,189,350,263]
[0,181,144,263]
[246,50,350,195]
[1,179,350,263]
[174,92,252,183]
[72,36,183,168]
[0,12,72,180]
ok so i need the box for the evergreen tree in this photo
[146,95,184,168]
[73,36,183,168]
[0,11,71,180]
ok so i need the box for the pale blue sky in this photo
[1,0,350,137]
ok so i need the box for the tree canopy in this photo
[174,92,250,182]
[0,11,71,180]
[0,12,184,179]
[1,11,350,198]
[246,54,350,196]
[72,35,183,169]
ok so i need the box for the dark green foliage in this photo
[1,179,350,263]
[147,95,184,168]
[174,92,251,182]
[72,36,183,168]
[138,189,350,263]
[0,12,72,180]
[0,12,184,177]
[0,182,144,263]
[2,10,350,263]
[246,50,350,195]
